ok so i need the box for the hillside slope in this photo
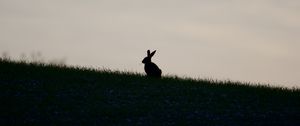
[0,59,299,125]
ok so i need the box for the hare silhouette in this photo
[142,50,162,78]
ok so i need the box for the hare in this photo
[142,50,162,78]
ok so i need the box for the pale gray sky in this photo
[1,0,299,88]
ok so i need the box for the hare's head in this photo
[142,50,156,64]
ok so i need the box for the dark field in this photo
[0,59,299,125]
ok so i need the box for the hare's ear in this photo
[150,50,156,57]
[147,50,151,57]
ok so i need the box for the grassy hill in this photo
[0,59,299,125]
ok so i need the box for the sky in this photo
[1,0,299,88]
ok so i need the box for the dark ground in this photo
[0,59,299,125]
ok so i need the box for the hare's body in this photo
[142,50,162,78]
[144,62,162,77]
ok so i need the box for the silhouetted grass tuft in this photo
[0,58,299,125]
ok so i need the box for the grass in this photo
[0,58,299,125]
